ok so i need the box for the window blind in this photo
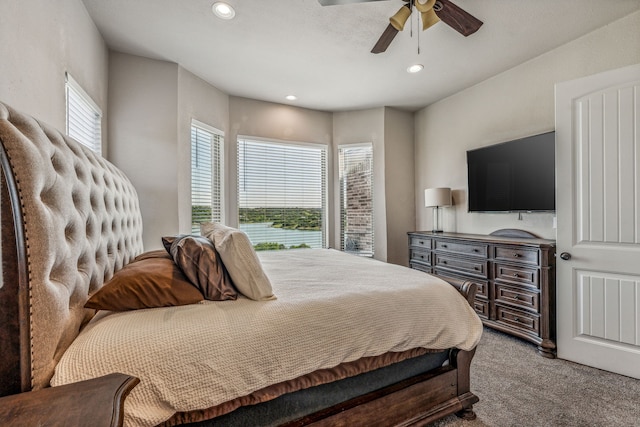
[65,73,102,153]
[237,138,327,250]
[191,121,224,234]
[339,144,374,256]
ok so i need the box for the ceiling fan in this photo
[318,0,483,54]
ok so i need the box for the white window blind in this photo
[237,138,327,251]
[339,143,374,256]
[191,120,224,234]
[65,73,102,153]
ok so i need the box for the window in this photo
[339,143,374,256]
[237,138,327,250]
[65,72,102,153]
[191,120,224,234]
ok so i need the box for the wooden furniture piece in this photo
[0,373,139,427]
[409,231,557,357]
[0,101,480,425]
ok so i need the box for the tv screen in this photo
[467,132,555,212]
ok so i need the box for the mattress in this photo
[51,249,483,426]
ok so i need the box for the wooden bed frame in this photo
[0,101,479,426]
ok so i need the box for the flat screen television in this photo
[467,131,555,212]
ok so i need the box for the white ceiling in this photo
[82,0,640,112]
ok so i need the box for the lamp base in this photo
[432,206,444,233]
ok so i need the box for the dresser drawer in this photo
[494,263,539,288]
[494,246,539,266]
[494,283,539,312]
[473,299,489,319]
[434,240,488,258]
[410,249,431,265]
[434,254,488,278]
[496,305,539,335]
[435,271,488,299]
[409,235,432,250]
[410,262,432,274]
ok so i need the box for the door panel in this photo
[555,63,640,379]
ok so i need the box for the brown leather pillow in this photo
[134,249,172,261]
[167,235,238,301]
[85,257,204,311]
[162,235,187,253]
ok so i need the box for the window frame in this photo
[338,142,374,257]
[65,72,102,153]
[237,135,329,250]
[191,119,225,234]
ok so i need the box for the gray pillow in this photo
[163,235,238,301]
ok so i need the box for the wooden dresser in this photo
[408,231,556,357]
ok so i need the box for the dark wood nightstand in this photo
[0,373,139,427]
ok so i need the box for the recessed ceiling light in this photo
[407,64,424,74]
[212,2,235,20]
[285,95,297,101]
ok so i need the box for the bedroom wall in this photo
[414,10,640,240]
[384,108,415,266]
[108,53,180,250]
[108,53,230,250]
[0,0,109,154]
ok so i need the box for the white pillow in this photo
[200,222,276,301]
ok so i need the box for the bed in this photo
[0,100,483,426]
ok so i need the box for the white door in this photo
[555,63,640,379]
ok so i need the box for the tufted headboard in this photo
[0,101,144,396]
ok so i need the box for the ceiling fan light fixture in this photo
[407,64,424,73]
[421,9,440,30]
[212,2,235,20]
[389,5,412,31]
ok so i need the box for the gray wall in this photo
[108,53,230,250]
[414,10,640,240]
[108,53,179,250]
[0,0,108,153]
[384,108,415,266]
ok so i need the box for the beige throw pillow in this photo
[201,222,276,301]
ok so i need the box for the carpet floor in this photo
[432,328,640,427]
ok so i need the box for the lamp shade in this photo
[424,187,452,208]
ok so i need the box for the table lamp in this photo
[424,187,452,233]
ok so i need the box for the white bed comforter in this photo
[51,249,483,427]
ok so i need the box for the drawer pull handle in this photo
[514,317,520,322]
[513,253,519,258]
[513,273,519,278]
[442,244,447,248]
[419,255,424,259]
[442,260,447,264]
[473,249,479,252]
[474,267,479,270]
[419,241,424,245]
[514,295,520,300]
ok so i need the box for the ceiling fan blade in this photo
[434,0,482,36]
[318,0,388,6]
[371,24,399,54]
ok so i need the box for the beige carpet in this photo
[432,328,640,427]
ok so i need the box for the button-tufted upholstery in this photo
[0,101,144,390]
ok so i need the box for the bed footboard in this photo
[282,348,478,426]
